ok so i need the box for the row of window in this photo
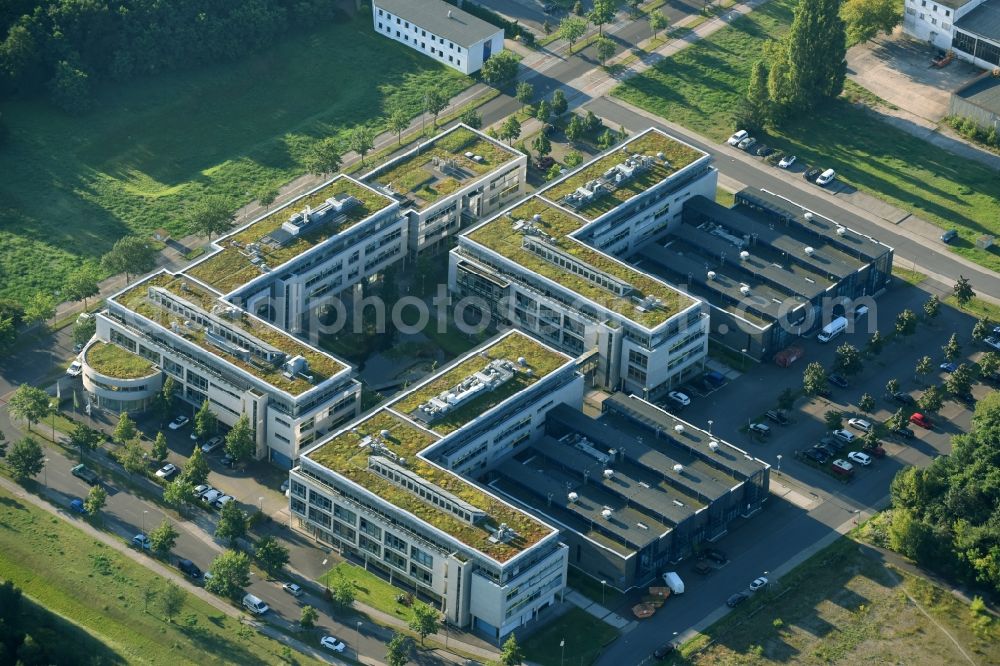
[376,8,464,52]
[378,21,465,67]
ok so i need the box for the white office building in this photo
[903,0,982,50]
[372,0,505,75]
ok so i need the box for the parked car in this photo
[703,548,727,564]
[755,144,773,157]
[830,458,855,477]
[201,436,224,454]
[653,643,676,659]
[848,451,872,466]
[536,156,555,171]
[816,442,839,458]
[765,409,788,425]
[832,429,856,444]
[803,167,822,182]
[739,137,757,151]
[940,228,958,243]
[194,484,213,498]
[807,447,830,463]
[748,423,771,437]
[280,479,290,493]
[66,361,83,377]
[864,444,886,458]
[727,130,749,146]
[726,592,748,607]
[848,418,873,433]
[132,533,152,550]
[320,636,346,653]
[201,489,222,505]
[778,154,797,168]
[242,593,269,615]
[282,582,303,597]
[815,168,836,186]
[909,412,933,429]
[220,453,236,468]
[71,464,100,485]
[668,391,691,407]
[940,362,958,373]
[854,304,869,318]
[828,374,850,388]
[168,415,189,430]
[749,576,769,592]
[892,426,915,440]
[214,495,235,510]
[155,463,179,480]
[892,391,916,405]
[69,498,87,514]
[178,558,202,579]
[693,560,713,575]
[985,336,1000,351]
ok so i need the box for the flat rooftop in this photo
[955,0,1000,40]
[304,409,554,562]
[464,196,695,329]
[84,341,156,379]
[112,271,348,396]
[390,331,571,436]
[955,72,1000,114]
[363,125,521,212]
[541,129,705,221]
[375,0,502,47]
[184,176,394,294]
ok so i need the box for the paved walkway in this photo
[564,589,635,631]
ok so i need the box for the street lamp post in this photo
[560,639,565,666]
[142,510,148,535]
[601,580,607,606]
[258,496,263,512]
[355,621,362,658]
[707,419,713,434]
[776,454,782,471]
[741,348,748,371]
[43,458,49,486]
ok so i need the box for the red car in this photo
[909,412,932,429]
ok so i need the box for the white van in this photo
[816,169,836,186]
[817,316,848,343]
[242,593,269,615]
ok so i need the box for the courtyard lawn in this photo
[320,561,417,622]
[521,607,620,666]
[0,13,471,301]
[613,0,1000,273]
[0,486,324,666]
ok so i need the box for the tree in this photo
[68,422,100,461]
[424,89,448,129]
[329,572,356,608]
[625,0,642,16]
[188,195,232,241]
[785,0,847,108]
[745,60,771,129]
[574,1,585,15]
[348,125,375,166]
[766,44,796,118]
[386,633,414,666]
[499,634,525,666]
[205,550,251,598]
[499,116,521,145]
[551,89,568,117]
[84,485,107,516]
[48,60,93,114]
[842,0,902,45]
[942,333,961,363]
[194,400,217,441]
[182,446,210,486]
[953,275,975,307]
[515,82,534,113]
[225,414,256,464]
[161,376,177,415]
[120,440,146,477]
[777,388,796,411]
[565,114,586,143]
[480,51,519,86]
[559,17,588,53]
[408,602,440,645]
[979,351,1000,379]
[255,185,279,212]
[583,111,601,134]
[885,378,900,398]
[388,108,410,146]
[163,478,196,512]
[150,518,178,556]
[66,267,100,308]
[895,309,918,336]
[8,385,51,432]
[802,362,828,395]
[867,330,885,356]
[24,292,56,327]
[300,605,318,628]
[923,294,940,320]
[859,392,875,414]
[151,432,169,465]
[946,363,977,397]
[972,318,990,343]
[101,236,156,284]
[7,437,44,482]
[918,385,944,412]
[546,163,563,181]
[73,315,97,348]
[589,0,616,34]
[535,100,551,126]
[824,410,843,431]
[460,108,483,129]
[531,133,552,159]
[834,342,863,376]
[160,581,185,621]
[915,355,932,382]
[887,407,908,432]
[216,500,248,545]
[303,137,342,177]
[113,411,137,445]
[254,535,290,575]
[595,36,616,67]
[648,10,669,39]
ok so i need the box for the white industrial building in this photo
[902,0,1000,67]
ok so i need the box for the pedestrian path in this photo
[564,589,636,631]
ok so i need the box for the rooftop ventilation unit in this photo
[837,227,847,236]
[568,492,579,503]
[674,424,684,434]
[740,250,750,261]
[488,523,517,544]
[380,429,391,439]
[740,285,752,296]
[532,214,542,222]
[603,469,614,479]
[707,271,717,280]
[804,246,815,256]
[413,358,517,423]
[804,212,814,221]
[709,440,720,452]
[673,464,684,473]
[517,356,527,366]
[601,508,613,520]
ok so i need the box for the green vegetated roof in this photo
[543,131,704,220]
[465,197,693,328]
[364,126,519,211]
[391,332,569,435]
[115,272,347,395]
[185,176,394,294]
[85,341,156,379]
[307,410,553,562]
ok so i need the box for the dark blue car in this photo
[69,498,87,514]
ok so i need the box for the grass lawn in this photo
[521,607,620,666]
[567,566,625,608]
[945,295,1000,323]
[613,0,1000,273]
[0,485,324,666]
[677,537,998,665]
[320,562,417,623]
[891,265,927,286]
[0,13,471,301]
